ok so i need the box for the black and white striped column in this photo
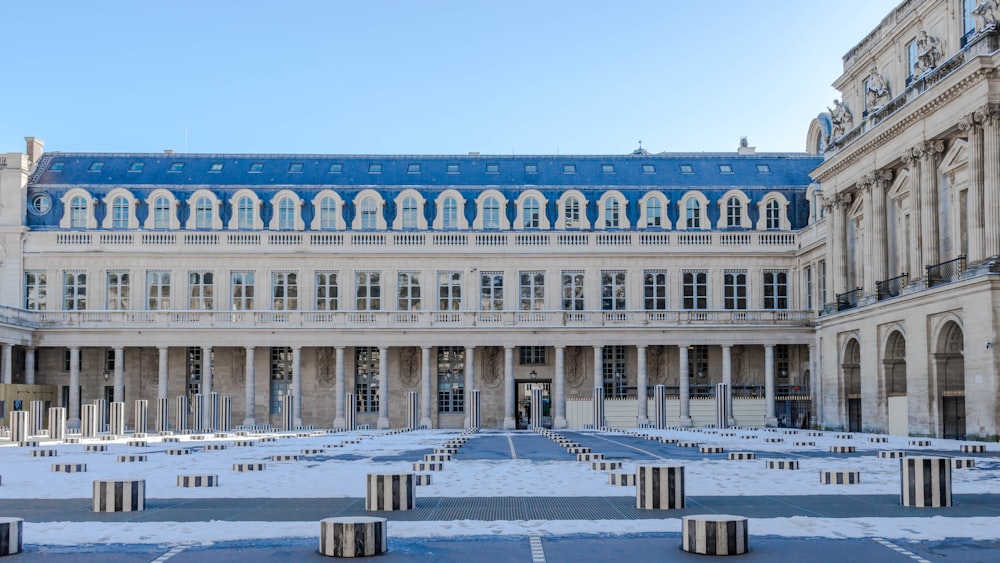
[48,406,67,441]
[715,383,730,429]
[156,397,169,432]
[468,389,481,429]
[109,402,126,436]
[80,404,98,438]
[29,400,44,437]
[133,400,148,435]
[175,396,189,432]
[0,517,23,556]
[530,388,543,430]
[636,464,685,509]
[365,473,415,511]
[682,514,748,556]
[92,479,145,512]
[319,516,386,558]
[209,392,221,432]
[191,394,204,433]
[593,386,605,429]
[901,456,952,507]
[406,391,419,430]
[282,393,294,431]
[345,392,357,431]
[654,384,667,429]
[9,410,29,443]
[219,396,232,432]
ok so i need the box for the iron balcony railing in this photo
[926,255,965,288]
[876,273,908,301]
[835,288,863,311]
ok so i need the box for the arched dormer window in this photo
[309,190,346,231]
[596,191,629,229]
[153,196,171,229]
[523,197,540,228]
[605,199,620,228]
[472,190,509,230]
[352,190,387,230]
[686,199,701,229]
[727,198,742,227]
[390,190,426,230]
[402,196,419,229]
[716,190,751,229]
[60,189,98,229]
[100,189,139,229]
[483,197,501,230]
[278,198,296,230]
[680,191,710,230]
[638,192,670,229]
[755,192,791,230]
[237,197,254,229]
[645,198,661,228]
[442,197,459,229]
[432,190,468,230]
[186,190,222,230]
[318,197,337,229]
[513,191,549,230]
[228,189,263,230]
[111,196,129,228]
[555,190,590,230]
[765,200,780,230]
[361,196,378,230]
[70,196,88,228]
[565,197,581,229]
[267,190,303,231]
[144,189,179,230]
[194,197,213,229]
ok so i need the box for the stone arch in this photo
[841,336,862,432]
[934,319,965,439]
[882,328,907,397]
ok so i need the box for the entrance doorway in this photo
[847,398,862,432]
[516,380,550,429]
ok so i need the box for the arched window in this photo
[483,196,500,230]
[277,198,295,230]
[727,197,742,228]
[153,196,171,229]
[70,196,88,228]
[112,196,129,229]
[605,199,620,228]
[318,197,337,230]
[360,196,378,230]
[564,197,580,229]
[686,199,701,229]
[523,197,540,229]
[646,199,662,228]
[194,196,213,229]
[766,200,781,230]
[442,197,458,230]
[237,196,254,229]
[401,196,419,229]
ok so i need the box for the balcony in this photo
[926,255,965,288]
[876,273,908,301]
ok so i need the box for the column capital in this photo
[721,344,733,350]
[553,344,565,350]
[379,345,389,352]
[244,345,255,352]
[422,345,433,351]
[504,344,515,351]
[636,344,647,350]
[335,345,346,351]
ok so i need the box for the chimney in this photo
[24,137,44,166]
[164,149,176,155]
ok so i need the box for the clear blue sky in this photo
[3,1,898,156]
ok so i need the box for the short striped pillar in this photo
[345,393,357,431]
[94,399,108,433]
[406,392,419,430]
[175,396,189,432]
[109,402,126,436]
[682,514,748,556]
[9,411,29,443]
[636,464,684,510]
[80,404,98,438]
[281,393,293,431]
[821,471,860,484]
[0,517,23,556]
[319,516,387,558]
[48,407,67,441]
[654,384,667,429]
[219,396,232,432]
[766,460,799,470]
[366,473,415,511]
[728,452,755,460]
[468,389,481,429]
[191,394,204,433]
[960,444,986,453]
[715,383,730,429]
[177,475,218,487]
[29,400,45,437]
[593,386,605,429]
[879,450,906,459]
[609,472,636,486]
[901,457,952,507]
[156,397,170,432]
[133,400,148,435]
[530,388,543,429]
[92,479,145,512]
[209,392,221,432]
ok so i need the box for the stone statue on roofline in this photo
[865,66,891,112]
[913,31,942,76]
[973,0,1000,33]
[827,99,853,139]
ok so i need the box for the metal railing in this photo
[876,273,908,301]
[926,255,965,288]
[835,288,863,311]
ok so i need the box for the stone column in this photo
[157,347,169,399]
[827,194,850,296]
[961,112,985,263]
[765,344,777,427]
[291,346,302,428]
[721,344,735,426]
[861,178,876,293]
[869,171,891,288]
[419,346,432,428]
[24,347,35,385]
[903,146,925,282]
[636,345,648,425]
[808,342,818,428]
[503,345,515,429]
[334,346,346,429]
[678,345,691,427]
[593,345,603,393]
[553,345,567,429]
[1,343,11,384]
[113,347,125,403]
[463,346,475,429]
[243,346,256,426]
[69,347,81,427]
[981,106,1000,259]
[920,141,945,267]
[378,346,389,429]
[201,346,213,430]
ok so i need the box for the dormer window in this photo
[329,163,343,173]
[407,163,421,174]
[128,162,144,173]
[642,164,656,174]
[50,162,65,171]
[368,163,382,174]
[486,163,500,174]
[88,162,105,172]
[719,164,733,174]
[168,162,185,173]
[756,163,770,173]
[601,164,615,174]
[447,163,460,174]
[679,164,693,174]
[524,164,537,174]
[209,162,224,173]
[288,163,304,173]
[249,163,264,173]
[563,164,576,174]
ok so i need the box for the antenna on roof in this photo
[184,129,188,153]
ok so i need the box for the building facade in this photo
[1,0,998,439]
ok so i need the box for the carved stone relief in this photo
[566,346,585,388]
[316,347,335,389]
[399,347,420,388]
[481,347,503,388]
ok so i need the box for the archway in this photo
[883,331,907,434]
[935,321,965,439]
[842,339,862,432]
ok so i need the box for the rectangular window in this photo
[601,270,626,311]
[689,345,709,380]
[397,271,421,311]
[355,271,381,311]
[249,163,264,173]
[146,271,171,310]
[25,271,47,311]
[269,347,291,415]
[719,164,733,173]
[682,270,707,310]
[105,348,116,373]
[601,164,615,174]
[805,267,814,311]
[107,271,130,310]
[88,162,104,172]
[480,272,504,311]
[524,164,537,174]
[407,163,421,173]
[438,272,462,311]
[763,270,789,310]
[561,270,585,311]
[964,0,977,39]
[128,162,144,173]
[189,271,214,310]
[272,271,298,310]
[64,350,71,371]
[723,270,747,310]
[209,162,224,173]
[168,162,184,173]
[643,270,667,310]
[486,163,499,174]
[328,163,343,173]
[642,164,655,174]
[519,271,545,311]
[63,271,87,310]
[776,345,790,382]
[446,163,460,174]
[315,271,339,311]
[231,271,255,311]
[437,346,465,413]
[602,345,627,397]
[288,163,303,173]
[679,164,693,174]
[563,164,576,174]
[819,261,827,308]
[355,347,380,413]
[756,163,770,173]
[186,347,203,400]
[519,346,546,365]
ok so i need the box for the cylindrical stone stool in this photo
[319,516,386,558]
[609,472,636,486]
[366,473,415,511]
[93,479,145,512]
[878,450,906,459]
[424,454,451,462]
[117,455,147,463]
[766,460,799,470]
[909,439,931,447]
[699,446,724,454]
[577,453,604,461]
[52,464,86,473]
[869,437,888,443]
[960,444,986,453]
[728,452,755,460]
[30,449,57,457]
[8,411,29,443]
[764,438,784,443]
[233,463,266,472]
[566,447,590,454]
[681,514,748,556]
[412,462,443,472]
[415,474,432,486]
[951,458,975,469]
[820,470,860,484]
[830,446,856,453]
[794,441,816,446]
[901,457,951,507]
[0,517,22,556]
[636,465,684,510]
[178,475,219,487]
[590,461,622,471]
